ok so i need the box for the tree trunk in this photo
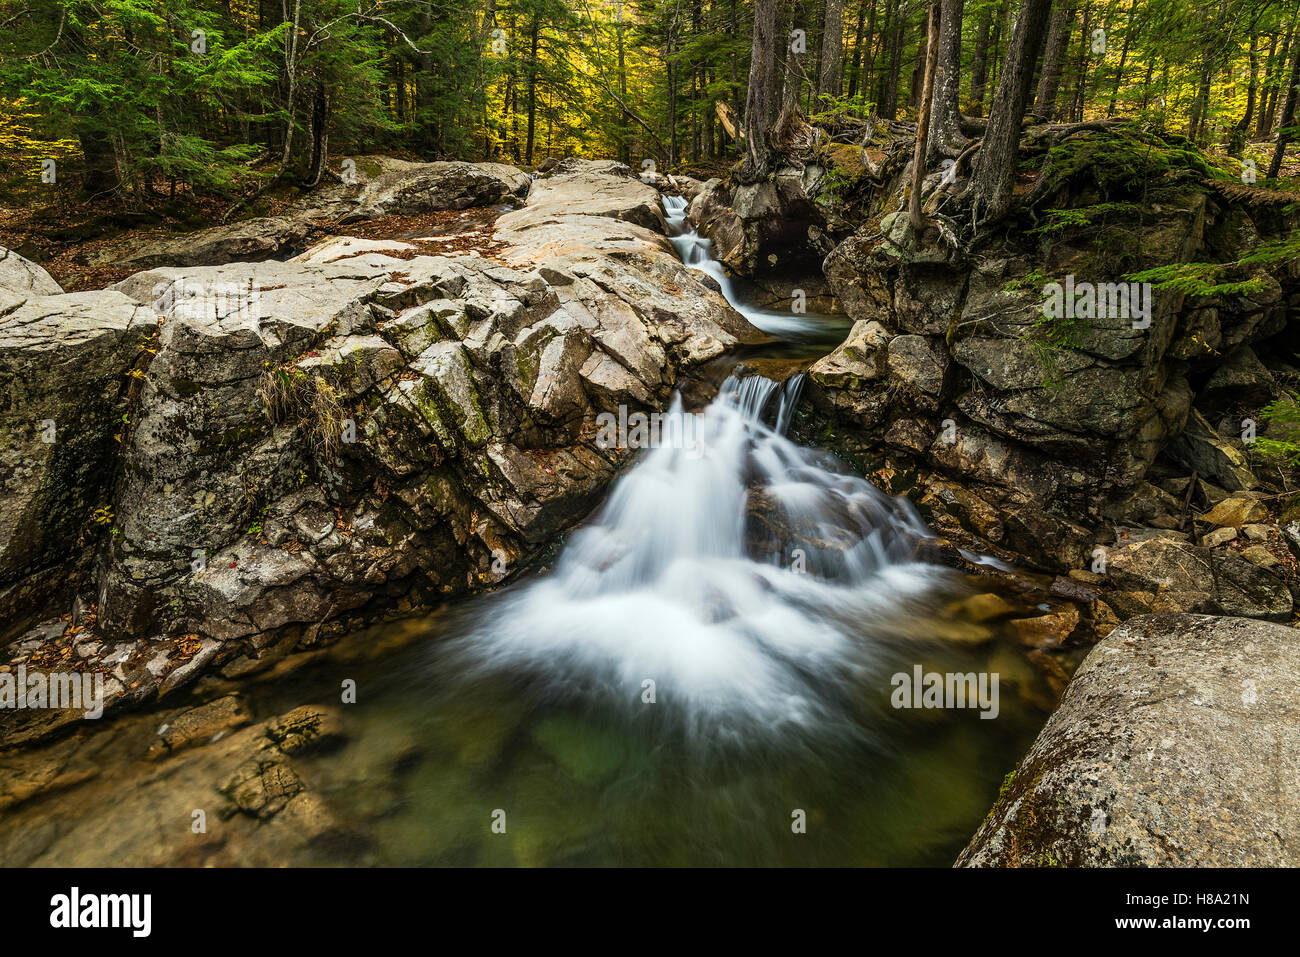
[742,0,782,177]
[910,1,941,233]
[1267,25,1300,178]
[305,83,329,187]
[878,0,900,117]
[910,15,930,108]
[819,0,846,101]
[1257,28,1282,137]
[1068,1,1091,122]
[1262,17,1296,137]
[524,13,541,165]
[847,0,872,99]
[968,5,993,116]
[1229,30,1260,157]
[927,0,965,161]
[966,0,1055,224]
[1106,11,1144,117]
[1033,0,1075,120]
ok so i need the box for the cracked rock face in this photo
[0,287,156,640]
[0,160,762,691]
[958,613,1300,867]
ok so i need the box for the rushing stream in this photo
[0,195,1060,868]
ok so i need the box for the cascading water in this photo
[346,191,1050,865]
[662,194,851,343]
[440,374,960,749]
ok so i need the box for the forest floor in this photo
[1,139,1296,295]
[0,191,511,292]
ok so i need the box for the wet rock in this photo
[265,704,346,755]
[947,592,1018,622]
[959,614,1300,866]
[148,694,252,760]
[219,756,305,819]
[1006,607,1079,650]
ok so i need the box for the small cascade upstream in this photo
[662,194,849,343]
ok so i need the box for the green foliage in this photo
[1127,233,1300,297]
[1250,391,1300,469]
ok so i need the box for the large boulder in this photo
[115,217,315,270]
[0,246,62,299]
[959,614,1300,866]
[338,158,531,222]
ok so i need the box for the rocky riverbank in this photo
[1,157,763,737]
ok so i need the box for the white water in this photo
[450,379,957,744]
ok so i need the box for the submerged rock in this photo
[959,614,1300,866]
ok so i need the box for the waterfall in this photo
[661,194,849,343]
[446,369,956,744]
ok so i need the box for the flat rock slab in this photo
[959,613,1300,866]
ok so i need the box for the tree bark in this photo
[1229,29,1260,157]
[910,14,930,108]
[968,5,993,116]
[1268,24,1300,178]
[1106,10,1145,117]
[819,0,846,101]
[1033,0,1075,121]
[927,0,965,161]
[910,1,941,233]
[847,0,872,99]
[524,12,541,164]
[965,0,1055,224]
[742,0,782,177]
[1253,24,1284,136]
